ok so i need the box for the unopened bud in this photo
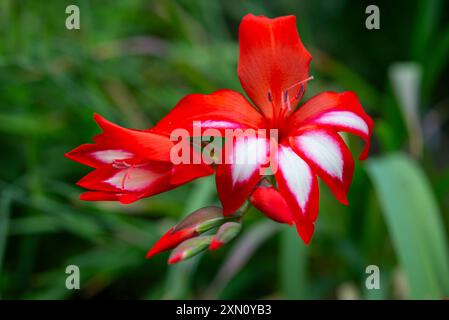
[209,222,241,250]
[168,235,212,264]
[174,206,225,234]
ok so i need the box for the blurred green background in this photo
[1,0,449,299]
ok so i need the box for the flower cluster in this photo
[66,14,373,263]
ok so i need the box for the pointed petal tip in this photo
[93,112,102,122]
[167,254,182,264]
[358,152,369,161]
[145,249,157,259]
[337,194,349,206]
[296,221,315,245]
[209,239,223,251]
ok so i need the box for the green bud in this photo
[168,236,212,264]
[173,206,223,233]
[209,222,242,250]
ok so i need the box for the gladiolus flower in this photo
[67,13,374,263]
[152,14,374,244]
[65,114,213,203]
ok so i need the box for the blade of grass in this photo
[0,190,12,298]
[389,63,423,157]
[280,226,308,299]
[366,153,449,299]
[204,220,280,299]
[411,0,443,61]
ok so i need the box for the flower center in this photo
[267,75,314,137]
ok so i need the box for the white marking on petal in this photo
[279,146,312,212]
[231,137,267,185]
[294,131,343,180]
[200,120,241,129]
[106,167,161,191]
[315,111,369,135]
[91,149,133,164]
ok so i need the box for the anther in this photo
[267,90,272,102]
[283,90,289,104]
[295,84,305,101]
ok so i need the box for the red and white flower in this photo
[66,114,213,204]
[152,14,374,244]
[67,14,374,262]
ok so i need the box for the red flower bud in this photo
[146,206,231,259]
[146,227,197,259]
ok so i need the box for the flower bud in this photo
[146,226,196,259]
[168,236,212,264]
[209,221,242,250]
[174,206,225,234]
[250,184,294,225]
[147,206,231,259]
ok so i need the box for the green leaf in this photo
[280,226,308,299]
[0,191,12,298]
[366,153,449,299]
[388,63,423,156]
[411,0,443,61]
[204,220,280,299]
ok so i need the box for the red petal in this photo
[289,126,354,205]
[76,162,175,204]
[93,114,174,162]
[65,143,134,168]
[171,162,214,185]
[216,135,271,215]
[250,186,294,225]
[286,91,374,160]
[79,191,122,201]
[238,14,312,121]
[274,145,319,244]
[169,146,214,185]
[146,227,197,259]
[152,89,264,136]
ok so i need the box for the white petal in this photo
[278,146,312,211]
[294,131,343,180]
[315,111,369,135]
[91,149,133,164]
[231,137,267,185]
[106,167,161,191]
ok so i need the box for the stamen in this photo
[267,90,272,102]
[294,84,305,101]
[121,165,135,190]
[283,90,289,104]
[285,75,314,92]
[112,160,128,169]
[282,90,292,112]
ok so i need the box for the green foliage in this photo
[0,0,448,299]
[366,153,449,299]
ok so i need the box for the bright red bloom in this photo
[66,114,213,203]
[152,14,374,244]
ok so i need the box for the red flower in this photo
[65,114,213,203]
[152,14,374,244]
